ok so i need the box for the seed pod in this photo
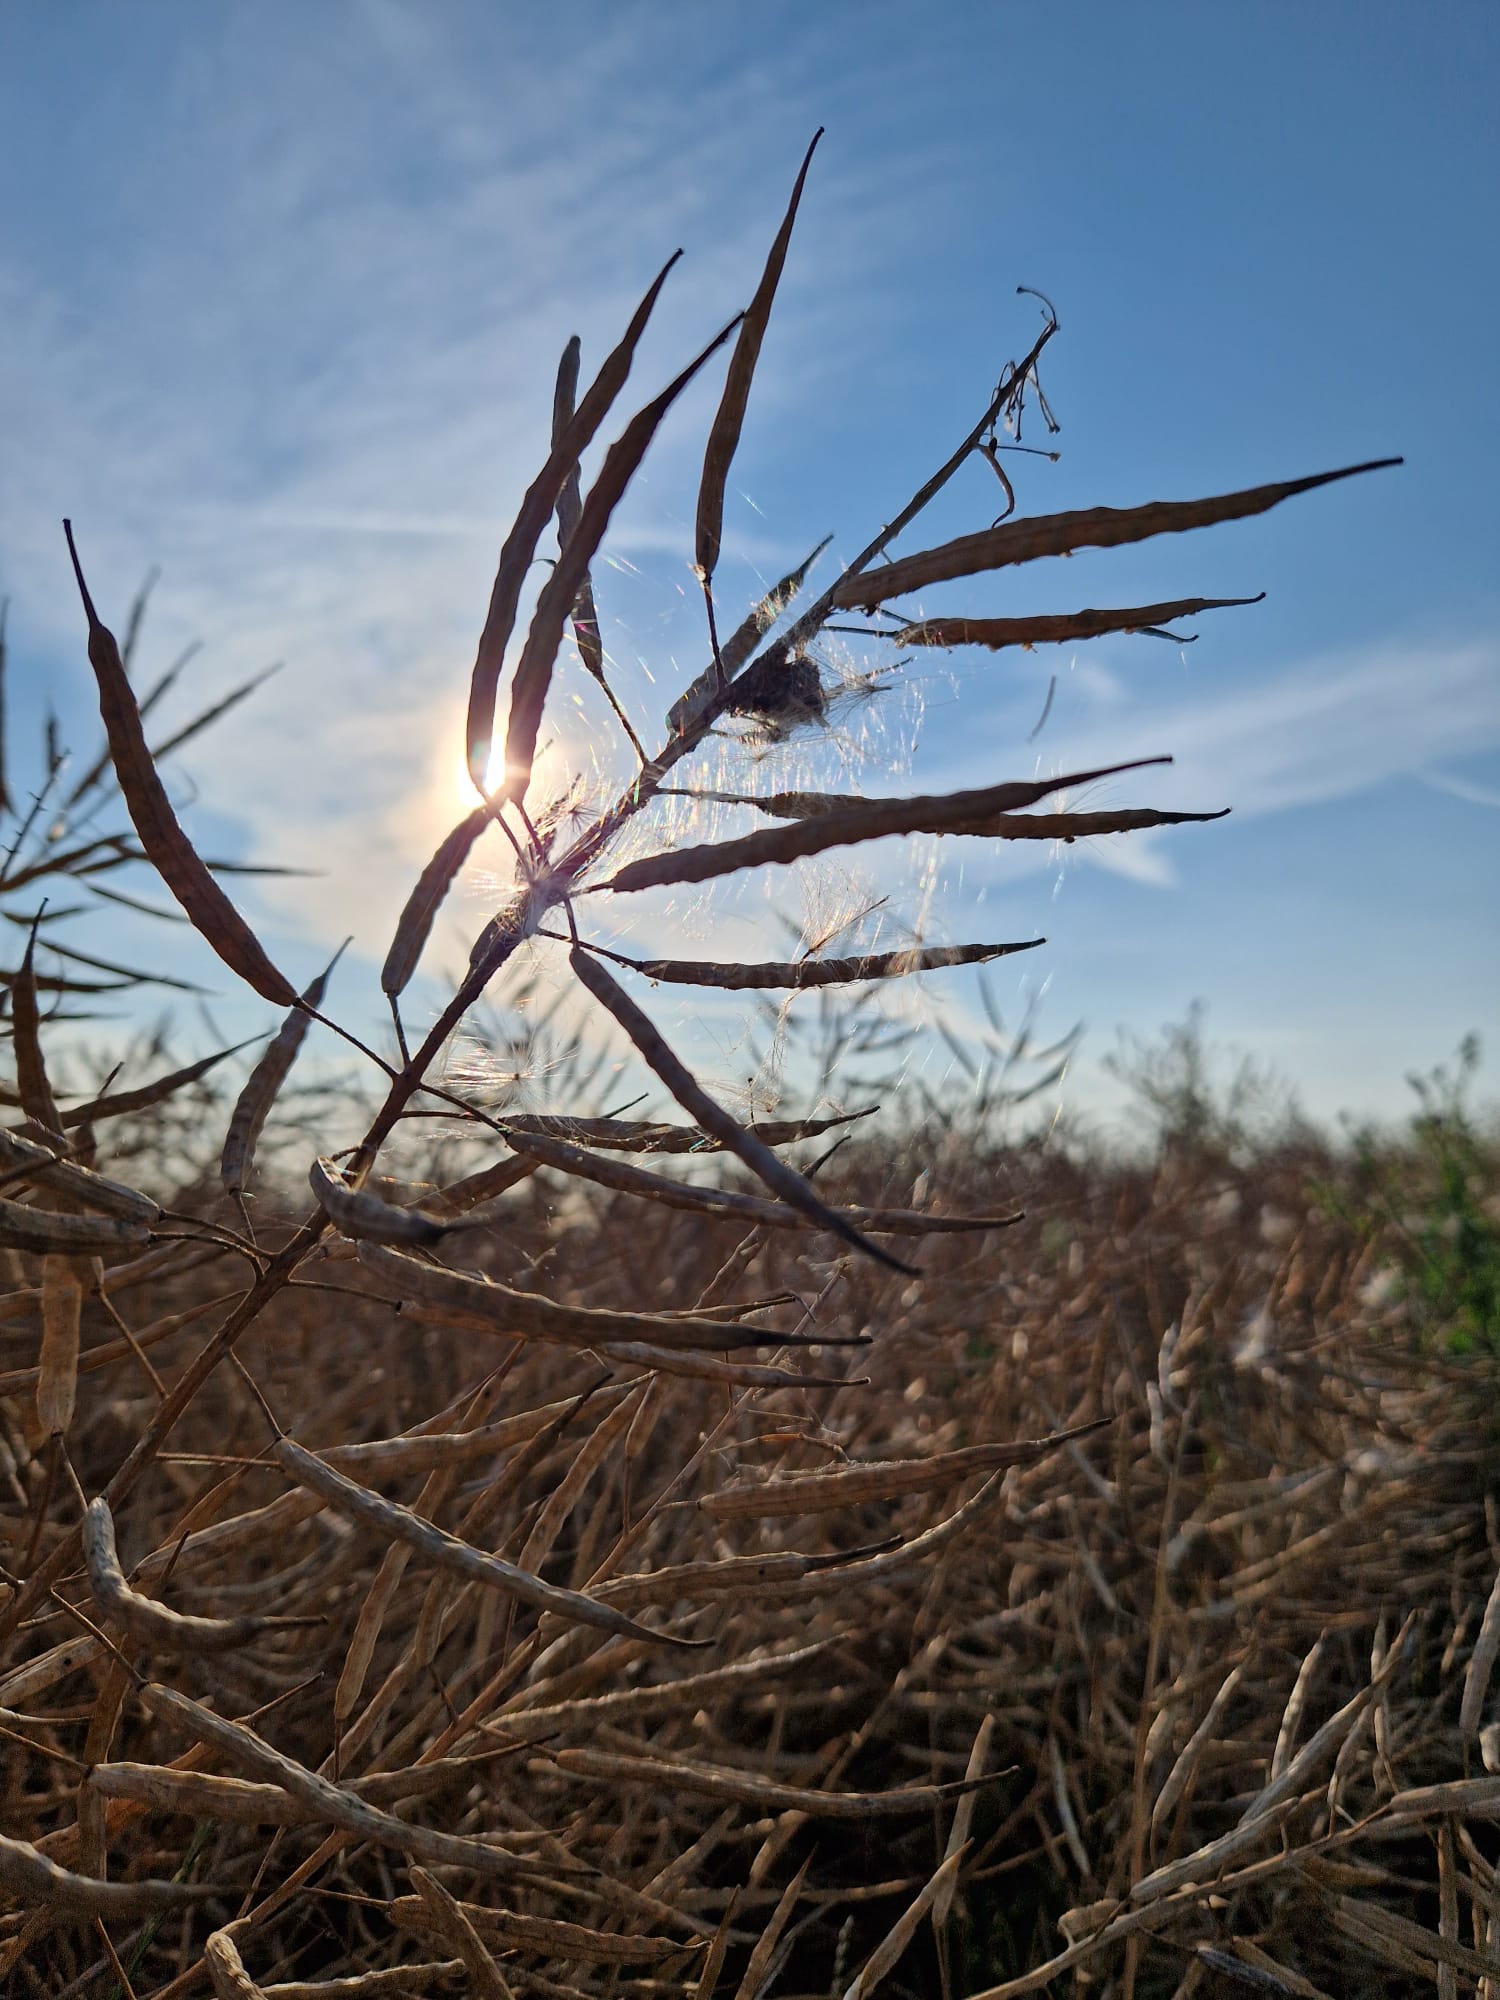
[505,1122,1019,1236]
[0,1128,161,1226]
[603,757,1179,894]
[0,1196,149,1255]
[0,1828,216,1915]
[63,522,298,1007]
[82,1496,288,1652]
[569,944,913,1274]
[696,131,822,594]
[62,1040,253,1128]
[12,932,63,1138]
[36,1255,85,1436]
[546,1745,994,1820]
[205,1930,267,2000]
[382,805,493,999]
[221,943,345,1195]
[827,460,1401,611]
[893,592,1264,651]
[357,1240,863,1352]
[309,1157,455,1248]
[271,1431,704,1649]
[141,1680,535,1884]
[572,935,1042,991]
[466,251,683,786]
[698,1421,1106,1519]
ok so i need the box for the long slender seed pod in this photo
[574,936,1042,990]
[82,1497,288,1651]
[518,1385,644,1574]
[0,1830,216,1915]
[552,335,584,545]
[503,313,741,806]
[828,461,1401,610]
[546,1746,995,1820]
[382,804,493,998]
[89,1765,471,1830]
[730,1858,816,2000]
[270,1434,703,1648]
[356,1240,862,1352]
[0,1293,232,1398]
[892,593,1265,650]
[0,1198,148,1255]
[696,131,822,598]
[140,1681,535,1883]
[494,1105,874,1153]
[61,1040,254,1127]
[697,1421,1106,1518]
[220,942,346,1195]
[36,1255,84,1435]
[12,934,205,994]
[594,1342,857,1389]
[845,1850,968,2000]
[0,1128,161,1225]
[466,251,682,785]
[12,933,62,1138]
[391,1890,695,1966]
[596,1536,898,1608]
[601,757,1183,894]
[1464,1566,1500,1746]
[552,335,616,708]
[505,1125,1020,1236]
[941,805,1228,839]
[569,944,914,1274]
[406,1867,513,2000]
[63,522,298,1005]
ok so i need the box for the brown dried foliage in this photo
[0,136,1416,1998]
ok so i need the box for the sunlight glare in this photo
[447,730,572,821]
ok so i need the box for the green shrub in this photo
[1344,1035,1500,1356]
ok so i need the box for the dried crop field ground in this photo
[4,1058,1500,2000]
[4,140,1498,1998]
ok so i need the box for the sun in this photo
[447,731,574,821]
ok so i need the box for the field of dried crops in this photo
[4,1091,1500,2000]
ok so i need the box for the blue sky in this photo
[2,1,1496,1138]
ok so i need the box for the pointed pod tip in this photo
[62,519,102,628]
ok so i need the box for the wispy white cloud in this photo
[930,632,1500,895]
[1420,766,1500,811]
